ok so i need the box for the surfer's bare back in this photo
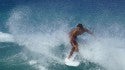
[68,24,93,59]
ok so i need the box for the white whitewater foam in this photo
[29,60,37,65]
[0,32,14,42]
[79,38,125,70]
[7,6,70,70]
[29,60,48,70]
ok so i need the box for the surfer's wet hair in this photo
[77,24,83,28]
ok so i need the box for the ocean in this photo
[0,0,125,70]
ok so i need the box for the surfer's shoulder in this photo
[70,28,78,34]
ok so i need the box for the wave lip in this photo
[0,32,14,42]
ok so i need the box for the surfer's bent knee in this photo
[70,40,78,52]
[70,40,78,45]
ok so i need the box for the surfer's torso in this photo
[69,27,87,42]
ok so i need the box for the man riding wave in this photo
[68,23,93,59]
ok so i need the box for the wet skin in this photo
[68,27,93,59]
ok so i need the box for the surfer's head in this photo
[77,23,83,29]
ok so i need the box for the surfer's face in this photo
[78,27,83,31]
[76,27,83,35]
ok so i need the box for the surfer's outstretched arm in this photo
[85,28,98,40]
[84,28,93,35]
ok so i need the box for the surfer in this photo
[68,23,93,59]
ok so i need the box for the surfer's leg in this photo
[72,40,78,52]
[68,41,78,59]
[68,47,75,59]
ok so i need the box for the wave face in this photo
[1,0,125,70]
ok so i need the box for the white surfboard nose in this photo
[64,52,80,66]
[65,58,80,66]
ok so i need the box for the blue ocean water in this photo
[0,0,125,70]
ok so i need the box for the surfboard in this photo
[64,52,80,66]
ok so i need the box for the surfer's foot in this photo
[68,55,71,59]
